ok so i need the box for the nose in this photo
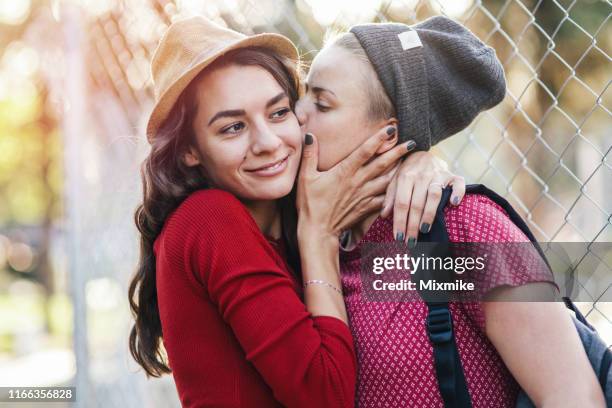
[250,121,282,156]
[295,98,307,126]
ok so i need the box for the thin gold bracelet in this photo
[303,279,343,295]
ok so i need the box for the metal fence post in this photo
[62,5,90,407]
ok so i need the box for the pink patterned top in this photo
[339,193,557,408]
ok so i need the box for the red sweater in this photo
[154,189,356,408]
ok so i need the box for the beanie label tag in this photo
[398,30,422,50]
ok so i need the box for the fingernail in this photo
[386,126,396,139]
[406,140,416,151]
[452,196,459,205]
[420,223,430,234]
[395,232,404,242]
[408,237,417,249]
[305,133,313,145]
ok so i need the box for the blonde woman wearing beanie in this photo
[128,16,467,408]
[296,16,604,408]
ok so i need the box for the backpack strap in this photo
[463,185,548,262]
[418,187,472,408]
[563,297,595,330]
[599,347,612,390]
[425,301,473,408]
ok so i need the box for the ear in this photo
[183,145,201,167]
[376,118,399,154]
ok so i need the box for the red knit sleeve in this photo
[444,194,559,331]
[172,189,356,408]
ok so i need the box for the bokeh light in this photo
[0,0,31,25]
[302,0,383,27]
[7,242,34,273]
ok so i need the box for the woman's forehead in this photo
[307,46,366,95]
[193,65,286,120]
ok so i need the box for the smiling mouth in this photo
[247,155,289,172]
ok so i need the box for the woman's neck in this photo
[244,199,282,239]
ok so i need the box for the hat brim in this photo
[146,32,299,141]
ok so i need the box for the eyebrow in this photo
[207,92,288,126]
[305,82,336,97]
[207,109,244,126]
[266,92,288,108]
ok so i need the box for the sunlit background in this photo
[0,0,610,406]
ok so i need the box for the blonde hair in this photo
[323,31,395,122]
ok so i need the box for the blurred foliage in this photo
[0,91,62,225]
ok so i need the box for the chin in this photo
[244,178,295,201]
[261,181,294,199]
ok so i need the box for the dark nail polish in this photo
[420,223,430,234]
[408,237,417,249]
[305,133,313,145]
[452,196,460,205]
[406,140,416,151]
[386,126,396,139]
[395,232,404,242]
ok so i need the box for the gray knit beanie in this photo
[350,16,506,150]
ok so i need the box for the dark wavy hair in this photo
[129,47,302,377]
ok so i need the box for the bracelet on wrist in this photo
[303,279,343,295]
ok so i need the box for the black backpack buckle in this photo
[426,308,453,344]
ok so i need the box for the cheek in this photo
[280,115,303,148]
[200,139,248,182]
[315,111,366,170]
[280,117,303,174]
[305,112,337,148]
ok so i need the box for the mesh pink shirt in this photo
[339,193,557,408]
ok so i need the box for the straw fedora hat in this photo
[146,16,299,142]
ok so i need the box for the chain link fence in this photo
[22,0,610,406]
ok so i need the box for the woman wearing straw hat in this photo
[128,16,467,408]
